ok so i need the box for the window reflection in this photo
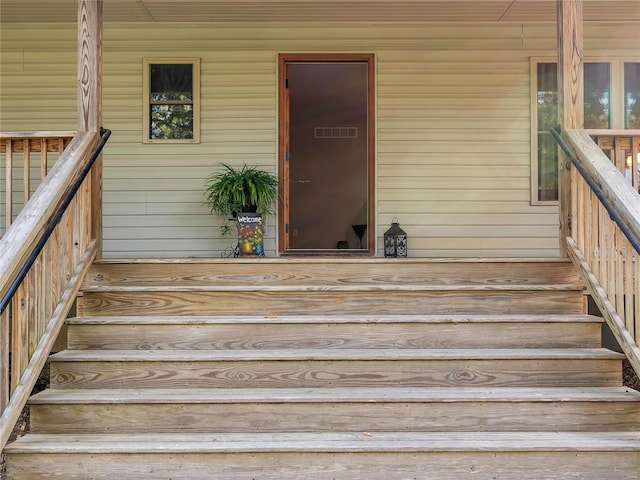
[625,63,640,129]
[584,63,610,129]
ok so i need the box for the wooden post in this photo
[557,0,584,257]
[78,0,103,256]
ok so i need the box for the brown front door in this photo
[278,54,375,254]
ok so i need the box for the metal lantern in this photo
[384,218,407,257]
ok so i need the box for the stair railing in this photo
[552,127,640,377]
[1,132,76,236]
[0,128,110,450]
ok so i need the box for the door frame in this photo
[277,53,376,255]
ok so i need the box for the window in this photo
[143,58,200,143]
[531,59,640,203]
[625,62,640,128]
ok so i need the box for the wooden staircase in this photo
[4,259,640,479]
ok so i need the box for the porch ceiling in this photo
[1,0,639,23]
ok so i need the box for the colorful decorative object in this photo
[235,213,265,257]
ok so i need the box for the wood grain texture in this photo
[7,432,640,480]
[0,308,8,414]
[0,177,95,446]
[83,259,583,288]
[6,431,640,453]
[0,132,97,290]
[0,241,97,450]
[81,289,585,316]
[29,386,640,434]
[568,237,640,378]
[66,316,602,350]
[48,353,622,389]
[557,0,584,257]
[80,260,585,317]
[78,0,104,256]
[5,258,639,477]
[564,129,640,244]
[29,401,640,434]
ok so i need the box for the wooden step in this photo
[65,314,603,350]
[6,432,640,480]
[81,259,585,316]
[29,387,640,434]
[84,258,582,288]
[81,286,584,316]
[10,258,637,480]
[48,348,624,389]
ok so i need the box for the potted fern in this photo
[204,163,278,256]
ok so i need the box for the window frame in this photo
[530,57,639,205]
[142,57,201,144]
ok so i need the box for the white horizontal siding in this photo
[1,20,638,257]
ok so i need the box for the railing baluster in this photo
[627,252,640,343]
[607,215,616,309]
[0,306,8,414]
[6,139,13,228]
[40,138,48,178]
[614,135,623,174]
[633,136,639,191]
[10,285,26,395]
[615,228,624,318]
[23,139,31,204]
[598,203,605,287]
[576,179,581,251]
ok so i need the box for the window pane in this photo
[537,63,558,130]
[150,64,193,99]
[584,63,610,129]
[150,104,194,140]
[536,63,558,201]
[149,63,194,140]
[625,62,640,129]
[538,133,558,201]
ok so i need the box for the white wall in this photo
[1,21,638,257]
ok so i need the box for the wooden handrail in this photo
[560,128,640,377]
[0,132,97,288]
[0,130,103,450]
[565,130,640,247]
[586,130,640,192]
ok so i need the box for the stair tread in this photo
[29,386,640,404]
[82,284,584,292]
[50,348,624,362]
[66,313,604,325]
[7,432,640,453]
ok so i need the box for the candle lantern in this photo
[383,218,407,257]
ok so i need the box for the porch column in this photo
[78,0,104,256]
[557,0,584,257]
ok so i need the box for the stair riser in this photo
[66,322,601,350]
[49,359,622,389]
[7,451,640,480]
[30,401,640,434]
[81,290,584,316]
[84,261,582,288]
